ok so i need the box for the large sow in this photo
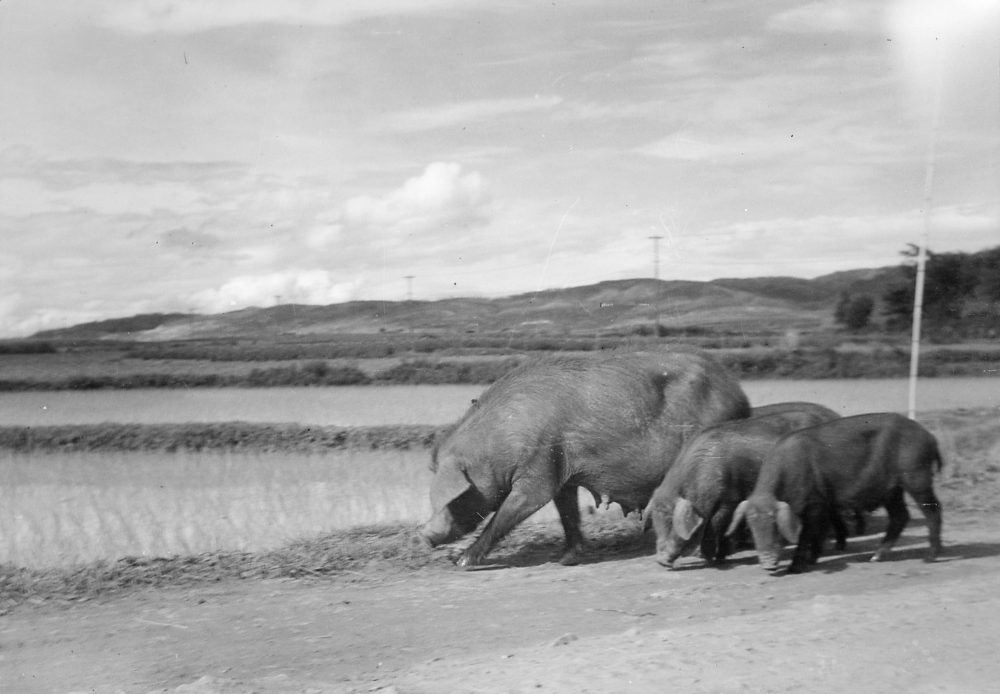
[646,402,840,569]
[729,412,944,573]
[420,350,751,568]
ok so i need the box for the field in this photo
[0,450,435,568]
[1,338,999,392]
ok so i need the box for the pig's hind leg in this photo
[553,484,585,565]
[871,487,910,562]
[909,487,943,561]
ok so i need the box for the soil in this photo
[3,509,1000,694]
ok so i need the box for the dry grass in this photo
[923,409,1000,513]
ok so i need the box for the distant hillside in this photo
[34,268,900,341]
[34,313,196,340]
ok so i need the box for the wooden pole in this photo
[907,38,945,420]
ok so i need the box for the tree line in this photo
[835,245,1000,335]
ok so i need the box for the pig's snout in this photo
[417,528,437,548]
[418,522,450,548]
[419,506,468,548]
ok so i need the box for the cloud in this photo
[97,0,483,34]
[342,162,491,236]
[159,228,221,249]
[0,148,247,217]
[0,147,245,186]
[0,293,22,332]
[671,205,1000,277]
[0,177,213,217]
[0,151,498,332]
[373,96,563,133]
[192,270,359,312]
[636,126,815,163]
[636,132,755,162]
[767,2,882,34]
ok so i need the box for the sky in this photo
[1,0,998,337]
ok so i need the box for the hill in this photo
[34,268,898,341]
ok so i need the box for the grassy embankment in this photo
[1,337,999,391]
[0,422,441,454]
[1,408,997,613]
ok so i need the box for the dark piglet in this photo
[646,403,840,569]
[420,350,750,568]
[729,412,944,573]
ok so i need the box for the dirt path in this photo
[3,511,1000,694]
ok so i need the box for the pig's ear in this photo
[776,501,801,544]
[429,459,472,510]
[726,500,749,536]
[673,497,704,541]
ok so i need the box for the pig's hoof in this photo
[654,554,676,569]
[559,548,582,566]
[455,553,479,569]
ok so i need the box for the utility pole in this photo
[908,22,945,421]
[648,235,663,280]
[648,235,663,337]
[403,275,415,302]
[272,295,282,337]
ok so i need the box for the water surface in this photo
[0,377,995,427]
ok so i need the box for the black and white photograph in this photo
[1,1,999,692]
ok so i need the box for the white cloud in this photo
[0,175,213,217]
[672,206,1000,277]
[97,0,483,34]
[374,96,563,133]
[767,2,882,34]
[636,128,803,162]
[0,294,22,332]
[342,162,491,234]
[0,297,116,338]
[191,270,359,313]
[0,179,58,217]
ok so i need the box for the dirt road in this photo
[3,510,1000,694]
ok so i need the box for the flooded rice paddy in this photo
[0,449,434,568]
[0,377,996,427]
